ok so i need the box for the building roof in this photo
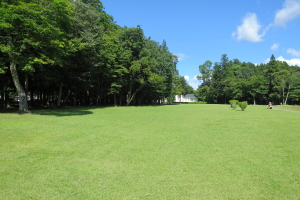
[184,94,197,98]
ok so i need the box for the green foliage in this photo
[196,54,300,105]
[0,66,8,74]
[188,101,207,104]
[238,101,248,111]
[0,0,182,109]
[195,85,210,102]
[198,60,213,84]
[229,100,239,109]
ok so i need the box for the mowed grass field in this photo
[1,104,300,199]
[274,104,300,112]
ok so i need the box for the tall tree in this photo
[197,60,213,85]
[0,0,72,111]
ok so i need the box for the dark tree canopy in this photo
[0,0,184,110]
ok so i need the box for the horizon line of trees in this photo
[195,54,300,105]
[0,0,192,111]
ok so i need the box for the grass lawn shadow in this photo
[0,106,109,117]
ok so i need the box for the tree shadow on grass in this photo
[129,104,181,108]
[0,106,108,117]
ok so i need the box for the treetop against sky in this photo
[101,0,300,89]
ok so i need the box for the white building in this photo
[174,94,198,103]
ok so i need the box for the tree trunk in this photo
[30,89,34,106]
[9,59,28,112]
[8,34,28,112]
[73,91,77,106]
[51,89,54,106]
[57,81,63,106]
[126,86,139,106]
[284,91,290,105]
[119,91,123,106]
[25,72,28,99]
[37,81,41,107]
[46,85,51,106]
[0,87,4,109]
[126,87,132,106]
[114,93,117,107]
[43,90,47,105]
[86,90,90,106]
[282,87,285,105]
[284,84,291,105]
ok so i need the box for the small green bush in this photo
[188,101,207,104]
[229,100,239,110]
[238,101,248,111]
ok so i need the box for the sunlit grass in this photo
[1,105,300,199]
[274,104,300,112]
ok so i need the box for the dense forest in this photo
[195,54,300,105]
[0,0,193,111]
[1,1,300,112]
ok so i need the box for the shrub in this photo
[229,100,239,110]
[188,101,207,104]
[238,101,248,111]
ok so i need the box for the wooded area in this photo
[1,1,300,112]
[195,54,300,105]
[0,0,193,111]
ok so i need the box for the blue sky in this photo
[101,0,300,89]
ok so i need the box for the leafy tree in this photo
[290,76,300,104]
[197,60,213,85]
[285,67,300,104]
[247,75,267,105]
[0,0,72,111]
[238,101,248,111]
[272,70,290,104]
[99,28,130,106]
[80,0,104,12]
[195,85,210,102]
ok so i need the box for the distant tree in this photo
[290,76,300,104]
[195,85,210,102]
[272,70,290,104]
[185,85,194,94]
[270,54,276,61]
[198,60,213,85]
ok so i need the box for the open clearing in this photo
[1,104,300,199]
[273,105,300,113]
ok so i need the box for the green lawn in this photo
[1,104,300,199]
[274,104,300,112]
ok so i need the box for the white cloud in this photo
[274,0,300,27]
[184,75,189,81]
[177,53,187,61]
[264,58,271,64]
[185,76,199,90]
[233,0,300,42]
[264,56,300,66]
[277,56,300,66]
[270,43,280,51]
[287,48,300,57]
[232,13,266,42]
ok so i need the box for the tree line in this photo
[0,0,192,111]
[195,54,300,105]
